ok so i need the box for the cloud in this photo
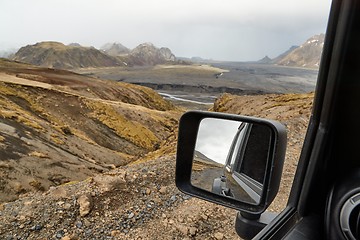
[195,118,240,164]
[0,0,332,60]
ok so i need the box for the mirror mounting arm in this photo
[235,211,278,240]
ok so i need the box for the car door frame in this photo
[254,0,360,238]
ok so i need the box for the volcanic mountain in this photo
[275,34,325,68]
[127,42,176,66]
[12,41,123,69]
[100,42,130,56]
[12,41,178,69]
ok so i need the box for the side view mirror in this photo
[175,111,287,215]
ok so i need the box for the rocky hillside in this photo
[274,34,325,68]
[0,58,180,203]
[100,43,130,56]
[276,34,325,68]
[127,43,176,66]
[271,45,299,64]
[258,34,324,69]
[0,89,314,239]
[12,41,178,70]
[0,58,315,239]
[12,42,123,69]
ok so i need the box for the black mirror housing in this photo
[175,111,287,214]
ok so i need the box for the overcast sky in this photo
[195,118,240,164]
[1,0,332,61]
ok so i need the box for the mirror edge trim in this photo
[175,110,287,214]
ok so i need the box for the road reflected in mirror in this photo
[191,118,272,205]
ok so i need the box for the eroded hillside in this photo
[0,58,181,202]
[12,42,122,69]
[0,60,315,239]
[275,34,325,69]
[0,94,314,239]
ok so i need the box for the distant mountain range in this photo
[12,42,122,69]
[8,33,324,70]
[259,34,325,69]
[11,41,178,69]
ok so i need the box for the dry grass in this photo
[0,107,44,131]
[50,134,65,145]
[29,151,48,158]
[85,99,160,151]
[270,92,314,107]
[28,179,44,191]
[0,83,47,131]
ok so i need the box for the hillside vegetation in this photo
[0,89,314,239]
[0,58,180,202]
[0,58,315,239]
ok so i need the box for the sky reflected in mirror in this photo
[195,118,241,164]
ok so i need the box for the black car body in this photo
[212,123,270,205]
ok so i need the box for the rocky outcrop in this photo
[271,45,299,63]
[128,43,176,66]
[257,55,272,64]
[275,34,325,68]
[100,42,130,56]
[258,34,324,69]
[159,47,176,61]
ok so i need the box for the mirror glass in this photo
[191,118,272,205]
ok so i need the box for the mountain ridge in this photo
[12,41,178,70]
[100,42,130,56]
[128,42,176,66]
[276,34,325,68]
[12,41,122,69]
[257,34,325,69]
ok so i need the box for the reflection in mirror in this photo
[191,118,272,205]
